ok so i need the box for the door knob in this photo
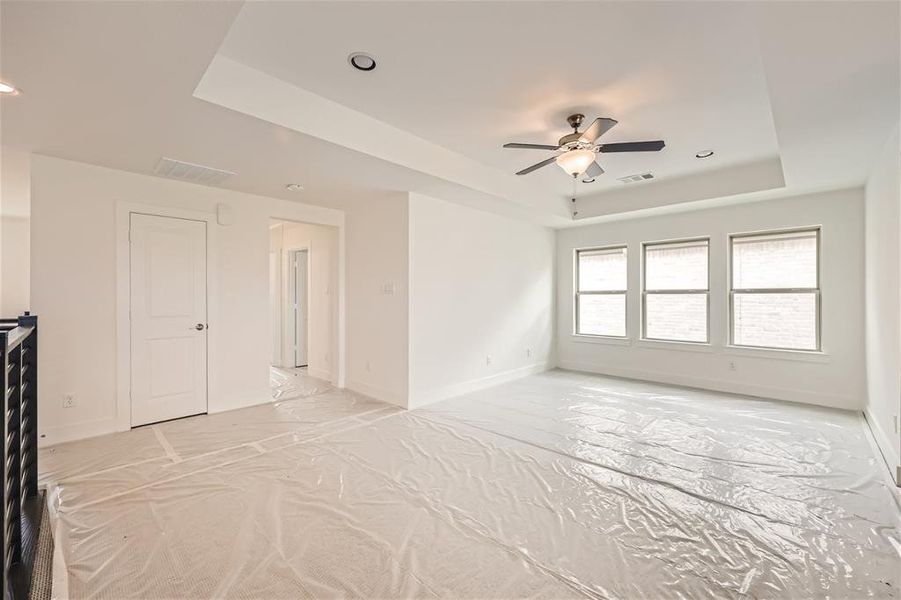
[194,323,206,331]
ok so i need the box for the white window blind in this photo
[642,239,709,343]
[731,229,820,351]
[575,247,627,337]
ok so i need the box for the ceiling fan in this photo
[503,113,665,179]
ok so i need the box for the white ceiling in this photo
[218,1,780,196]
[1,1,898,226]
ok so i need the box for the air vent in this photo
[154,157,235,185]
[617,172,654,184]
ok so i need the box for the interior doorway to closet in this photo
[269,219,339,382]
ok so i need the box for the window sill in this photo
[724,345,831,363]
[635,339,714,353]
[570,334,632,347]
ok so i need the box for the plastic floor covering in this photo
[40,369,900,599]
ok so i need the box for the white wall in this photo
[271,221,339,382]
[556,189,866,410]
[864,123,901,477]
[1,147,31,315]
[31,155,344,445]
[408,193,555,407]
[340,192,410,407]
[1,216,29,315]
[269,226,282,365]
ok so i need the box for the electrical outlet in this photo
[365,360,371,372]
[63,394,76,408]
[728,361,737,371]
[486,355,492,366]
[526,348,532,358]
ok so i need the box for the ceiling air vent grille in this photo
[154,157,235,185]
[617,172,654,184]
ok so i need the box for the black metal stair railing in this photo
[1,313,39,600]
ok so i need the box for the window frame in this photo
[573,245,628,339]
[641,237,710,344]
[728,226,822,352]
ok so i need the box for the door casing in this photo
[116,203,218,432]
[291,249,309,367]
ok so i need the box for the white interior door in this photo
[130,213,207,426]
[293,250,309,367]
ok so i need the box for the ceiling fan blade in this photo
[515,156,557,175]
[579,118,618,144]
[585,161,604,177]
[503,143,560,150]
[598,140,665,153]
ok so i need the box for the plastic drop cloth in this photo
[270,366,333,400]
[40,369,900,599]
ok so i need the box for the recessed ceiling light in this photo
[695,150,714,159]
[285,183,304,192]
[0,81,19,95]
[348,52,376,72]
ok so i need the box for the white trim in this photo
[727,225,823,352]
[207,392,274,415]
[345,379,408,408]
[635,339,715,353]
[38,417,120,447]
[116,202,218,432]
[336,224,346,388]
[557,360,856,410]
[724,345,831,363]
[307,366,331,381]
[570,335,631,347]
[408,362,550,409]
[863,407,901,485]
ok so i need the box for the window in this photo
[642,239,709,343]
[575,246,627,337]
[730,228,820,351]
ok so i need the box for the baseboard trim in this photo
[40,392,280,447]
[38,417,123,448]
[209,394,275,414]
[863,407,901,485]
[556,360,858,410]
[306,366,332,382]
[409,362,550,409]
[345,379,407,408]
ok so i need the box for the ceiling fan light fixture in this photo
[555,149,596,176]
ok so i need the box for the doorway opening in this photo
[269,219,339,396]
